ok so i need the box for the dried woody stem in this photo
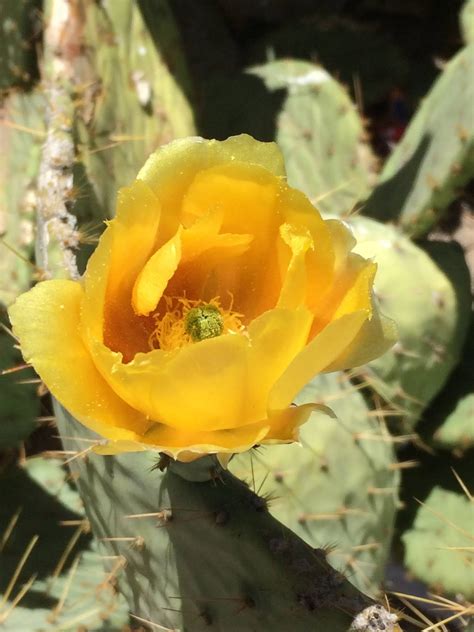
[35,0,86,276]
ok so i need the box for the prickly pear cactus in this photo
[0,91,44,306]
[0,319,39,449]
[363,44,474,236]
[53,403,398,631]
[0,0,41,91]
[249,60,377,216]
[461,0,474,44]
[402,486,474,599]
[73,0,195,224]
[0,457,129,630]
[0,90,45,448]
[433,394,474,451]
[423,315,474,452]
[345,216,471,430]
[230,372,399,596]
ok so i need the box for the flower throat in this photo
[148,296,244,351]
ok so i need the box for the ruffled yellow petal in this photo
[333,261,376,319]
[180,162,283,317]
[89,333,251,432]
[324,219,356,270]
[268,310,369,411]
[137,135,285,249]
[263,403,331,443]
[94,418,270,461]
[324,310,398,372]
[277,223,314,309]
[276,188,336,310]
[309,254,375,338]
[247,307,313,415]
[89,304,313,434]
[180,208,223,259]
[8,280,150,441]
[168,232,254,304]
[132,227,182,316]
[82,180,162,359]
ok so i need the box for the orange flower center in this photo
[148,295,244,351]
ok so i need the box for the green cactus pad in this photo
[363,44,474,236]
[52,402,399,631]
[74,0,195,228]
[249,59,377,216]
[0,457,128,630]
[230,372,399,596]
[461,0,474,44]
[433,394,474,451]
[0,0,41,91]
[346,216,471,430]
[402,487,474,599]
[0,315,39,449]
[422,312,474,452]
[0,90,44,306]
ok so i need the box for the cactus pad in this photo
[0,457,128,630]
[402,486,474,599]
[346,216,471,429]
[52,402,398,631]
[363,44,474,236]
[230,372,399,596]
[249,59,377,216]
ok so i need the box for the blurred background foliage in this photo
[0,0,473,630]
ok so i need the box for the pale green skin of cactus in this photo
[0,91,43,446]
[0,457,129,630]
[363,44,474,237]
[231,373,399,597]
[403,487,474,599]
[0,0,40,90]
[74,0,195,227]
[0,92,44,307]
[53,402,382,632]
[0,325,39,449]
[249,60,377,217]
[433,394,474,451]
[343,216,471,430]
[461,0,474,44]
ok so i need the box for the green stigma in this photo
[185,304,224,342]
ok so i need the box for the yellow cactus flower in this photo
[9,135,396,462]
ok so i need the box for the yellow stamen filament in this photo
[148,296,244,351]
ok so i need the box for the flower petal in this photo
[95,418,270,461]
[137,135,285,249]
[324,310,397,372]
[132,227,182,316]
[263,402,335,443]
[89,333,252,432]
[277,223,314,309]
[268,310,369,411]
[180,162,283,318]
[276,187,335,304]
[309,255,376,338]
[138,135,285,199]
[82,180,162,359]
[247,307,313,413]
[333,261,376,320]
[8,280,150,441]
[89,306,313,435]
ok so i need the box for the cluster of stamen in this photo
[148,295,244,351]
